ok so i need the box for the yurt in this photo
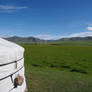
[0,38,27,92]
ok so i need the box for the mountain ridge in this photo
[3,36,92,43]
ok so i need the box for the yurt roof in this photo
[0,38,24,65]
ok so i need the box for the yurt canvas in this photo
[0,38,27,92]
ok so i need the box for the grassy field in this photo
[21,42,92,92]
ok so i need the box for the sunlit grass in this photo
[20,43,92,92]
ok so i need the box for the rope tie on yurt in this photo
[15,61,17,69]
[10,75,13,83]
[0,57,24,67]
[0,66,24,81]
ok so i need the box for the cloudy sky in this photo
[0,0,92,39]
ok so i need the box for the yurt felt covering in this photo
[0,38,26,92]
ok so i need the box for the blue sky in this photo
[0,0,92,39]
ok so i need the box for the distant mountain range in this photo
[4,36,92,43]
[57,36,92,41]
[4,36,45,43]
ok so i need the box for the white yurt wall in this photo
[0,38,27,92]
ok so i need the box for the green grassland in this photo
[21,42,92,92]
[48,40,92,46]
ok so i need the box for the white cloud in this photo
[33,32,92,40]
[87,27,92,31]
[34,34,55,40]
[0,5,28,12]
[68,32,92,38]
[33,34,62,40]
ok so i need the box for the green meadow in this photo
[21,42,92,92]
